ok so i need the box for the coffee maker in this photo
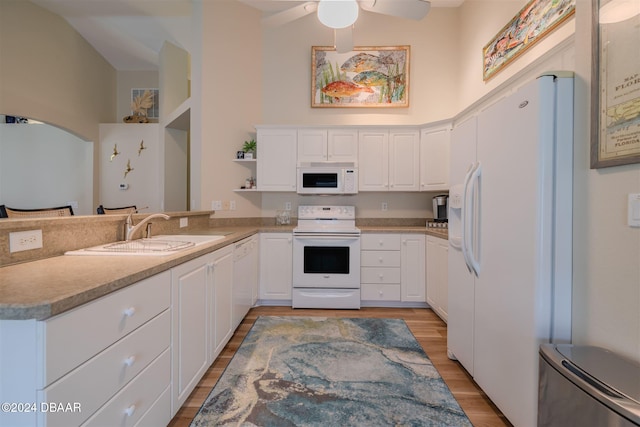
[432,195,448,222]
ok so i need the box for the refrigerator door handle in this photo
[465,162,481,277]
[460,163,475,273]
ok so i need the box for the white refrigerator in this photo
[447,73,574,427]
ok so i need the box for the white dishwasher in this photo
[539,344,640,427]
[232,236,258,330]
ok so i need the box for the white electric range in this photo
[292,205,361,309]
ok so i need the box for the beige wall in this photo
[570,0,640,361]
[261,8,460,126]
[0,0,116,143]
[0,0,116,212]
[197,0,264,218]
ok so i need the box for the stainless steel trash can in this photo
[539,344,640,427]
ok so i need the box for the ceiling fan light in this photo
[317,0,359,29]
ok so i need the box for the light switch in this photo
[628,193,640,227]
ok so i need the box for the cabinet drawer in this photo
[81,348,171,427]
[44,271,171,386]
[361,267,401,284]
[361,283,401,301]
[40,310,171,427]
[135,384,171,427]
[361,234,401,250]
[361,250,401,267]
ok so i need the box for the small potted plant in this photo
[242,139,256,159]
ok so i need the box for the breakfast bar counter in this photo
[0,227,262,320]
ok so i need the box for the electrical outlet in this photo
[381,202,388,211]
[212,200,222,210]
[285,202,292,211]
[9,229,43,253]
[222,201,230,210]
[230,200,236,210]
[179,217,188,228]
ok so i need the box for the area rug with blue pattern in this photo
[191,316,472,426]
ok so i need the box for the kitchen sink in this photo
[65,234,226,256]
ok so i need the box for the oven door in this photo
[293,234,360,288]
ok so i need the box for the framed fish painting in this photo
[312,46,410,108]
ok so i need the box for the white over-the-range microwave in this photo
[296,163,358,195]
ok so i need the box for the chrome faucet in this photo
[124,213,170,241]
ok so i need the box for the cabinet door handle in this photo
[124,356,136,367]
[123,307,136,317]
[124,405,136,417]
[379,274,384,280]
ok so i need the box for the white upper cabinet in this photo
[297,128,358,163]
[327,129,358,162]
[358,129,389,191]
[420,125,451,191]
[256,128,297,192]
[389,129,420,191]
[297,128,327,163]
[359,128,420,191]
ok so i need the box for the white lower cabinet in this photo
[232,235,258,331]
[259,232,293,302]
[401,234,426,302]
[0,236,264,427]
[361,233,426,305]
[81,348,171,427]
[211,246,234,362]
[0,271,172,427]
[361,234,402,303]
[171,246,236,415]
[171,254,213,413]
[426,235,448,322]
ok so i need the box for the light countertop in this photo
[0,226,447,321]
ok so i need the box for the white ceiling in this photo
[31,0,465,71]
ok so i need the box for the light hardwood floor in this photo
[168,306,513,427]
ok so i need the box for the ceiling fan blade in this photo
[359,0,431,20]
[334,27,353,53]
[262,1,317,28]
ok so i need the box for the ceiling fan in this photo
[262,0,431,52]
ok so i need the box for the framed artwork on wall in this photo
[311,46,410,108]
[482,0,576,81]
[131,88,159,119]
[590,0,640,168]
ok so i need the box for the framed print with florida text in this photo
[591,0,640,168]
[312,46,410,108]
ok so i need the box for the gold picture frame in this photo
[482,0,575,81]
[590,0,640,168]
[311,46,410,108]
